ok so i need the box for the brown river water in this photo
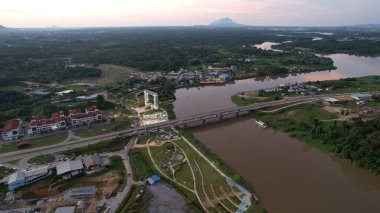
[173,53,380,213]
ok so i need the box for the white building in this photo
[8,166,51,191]
[28,114,66,135]
[2,118,23,141]
[69,107,103,127]
[351,94,373,101]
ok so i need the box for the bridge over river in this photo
[119,91,380,138]
[1,92,378,162]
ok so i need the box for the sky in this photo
[1,0,380,28]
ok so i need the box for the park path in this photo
[259,100,317,113]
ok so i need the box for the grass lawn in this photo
[64,137,129,157]
[231,94,281,107]
[0,85,25,92]
[161,102,176,120]
[252,102,339,152]
[97,64,136,85]
[75,119,132,138]
[116,185,152,213]
[0,166,15,179]
[27,154,55,164]
[129,149,154,181]
[65,84,89,92]
[313,75,380,94]
[0,133,67,154]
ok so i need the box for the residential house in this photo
[2,118,23,141]
[69,107,103,127]
[28,114,66,135]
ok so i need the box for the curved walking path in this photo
[259,100,317,113]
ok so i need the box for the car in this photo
[66,146,70,149]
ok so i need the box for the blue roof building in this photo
[147,175,161,185]
[219,73,230,80]
[8,172,25,191]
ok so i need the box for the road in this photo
[105,137,136,213]
[1,91,378,163]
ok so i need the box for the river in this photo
[173,52,380,212]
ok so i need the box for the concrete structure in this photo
[56,90,73,96]
[8,166,51,191]
[351,93,373,101]
[2,118,23,141]
[83,154,101,168]
[64,186,96,200]
[144,90,159,110]
[56,159,84,179]
[55,206,76,213]
[8,172,25,191]
[76,94,99,101]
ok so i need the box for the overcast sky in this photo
[1,0,380,28]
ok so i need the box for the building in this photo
[351,94,373,101]
[55,206,76,213]
[52,111,65,118]
[56,90,74,96]
[2,118,23,141]
[69,107,103,127]
[56,159,84,179]
[83,154,101,169]
[85,105,99,114]
[75,94,99,101]
[64,186,96,200]
[8,172,25,191]
[218,73,230,80]
[8,166,51,191]
[28,117,66,135]
[147,175,161,185]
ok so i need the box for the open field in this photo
[27,154,55,164]
[310,75,380,94]
[130,133,255,212]
[63,138,129,157]
[75,118,132,138]
[97,64,136,85]
[0,133,68,154]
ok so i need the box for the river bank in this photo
[173,52,380,213]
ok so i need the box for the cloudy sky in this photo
[1,0,380,28]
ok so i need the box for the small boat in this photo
[255,120,267,128]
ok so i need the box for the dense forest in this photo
[314,118,380,174]
[2,26,377,84]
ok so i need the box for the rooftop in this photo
[56,159,84,176]
[3,118,21,132]
[8,172,25,183]
[55,206,76,213]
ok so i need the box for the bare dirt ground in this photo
[147,182,192,213]
[97,64,136,84]
[11,171,122,212]
[323,105,356,121]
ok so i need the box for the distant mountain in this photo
[208,17,245,27]
[0,25,6,29]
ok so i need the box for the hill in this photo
[209,17,245,27]
[0,25,6,29]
